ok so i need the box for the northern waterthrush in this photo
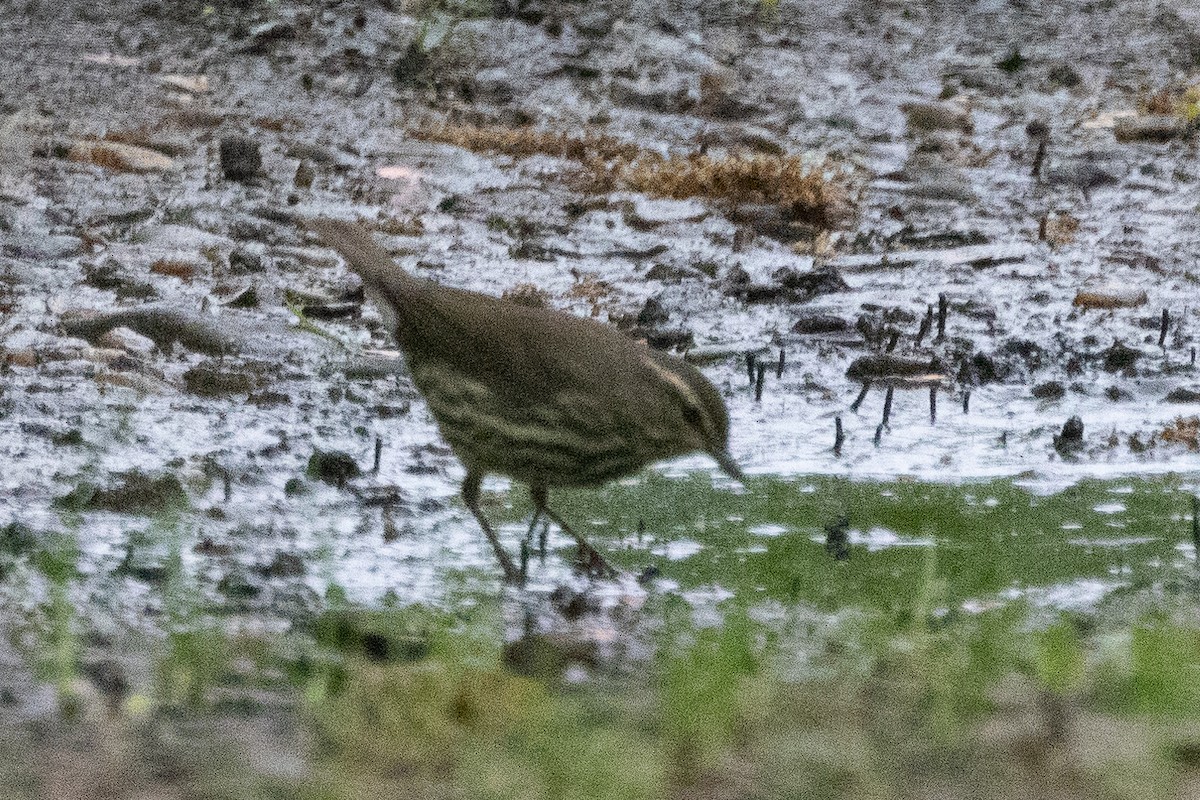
[309,218,742,582]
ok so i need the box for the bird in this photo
[308,217,742,583]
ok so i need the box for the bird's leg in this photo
[462,473,522,584]
[521,506,548,570]
[531,486,617,579]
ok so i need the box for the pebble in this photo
[67,140,177,173]
[219,136,263,182]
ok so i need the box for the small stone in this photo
[637,298,669,327]
[228,248,265,274]
[1032,381,1065,400]
[59,470,188,514]
[1053,415,1085,454]
[791,313,849,335]
[1165,388,1200,403]
[306,449,361,487]
[183,365,256,396]
[902,101,973,134]
[1114,115,1189,143]
[472,67,517,104]
[1046,64,1082,88]
[219,136,262,182]
[1105,386,1132,402]
[294,160,314,189]
[260,551,306,578]
[391,41,428,87]
[1102,341,1141,373]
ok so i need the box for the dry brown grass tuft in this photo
[412,123,851,227]
[415,123,641,163]
[620,151,846,226]
[1159,416,1200,450]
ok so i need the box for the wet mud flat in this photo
[5,0,1200,796]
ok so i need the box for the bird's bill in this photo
[712,449,745,483]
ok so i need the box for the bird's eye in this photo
[682,403,705,432]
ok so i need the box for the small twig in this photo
[850,381,871,413]
[915,305,933,347]
[935,293,948,343]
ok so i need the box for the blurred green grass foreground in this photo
[5,474,1200,799]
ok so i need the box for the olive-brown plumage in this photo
[310,217,741,581]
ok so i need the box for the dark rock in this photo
[1102,341,1141,373]
[81,659,129,705]
[472,67,517,104]
[971,352,1009,384]
[1115,115,1189,143]
[306,449,361,487]
[1105,386,1133,402]
[217,569,261,599]
[641,327,693,352]
[228,248,265,274]
[294,160,314,189]
[645,263,704,283]
[1053,415,1085,454]
[0,522,38,556]
[492,0,547,24]
[311,609,429,662]
[728,266,849,304]
[574,9,614,36]
[549,585,599,620]
[223,285,259,308]
[392,41,429,87]
[58,470,188,514]
[903,101,973,133]
[721,265,751,293]
[792,313,849,335]
[183,365,257,396]
[774,266,849,298]
[637,297,669,327]
[846,355,936,382]
[1032,381,1065,400]
[1046,159,1119,194]
[1165,387,1200,403]
[1046,64,1082,88]
[219,136,262,182]
[260,551,306,578]
[1000,339,1046,370]
[84,259,157,299]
